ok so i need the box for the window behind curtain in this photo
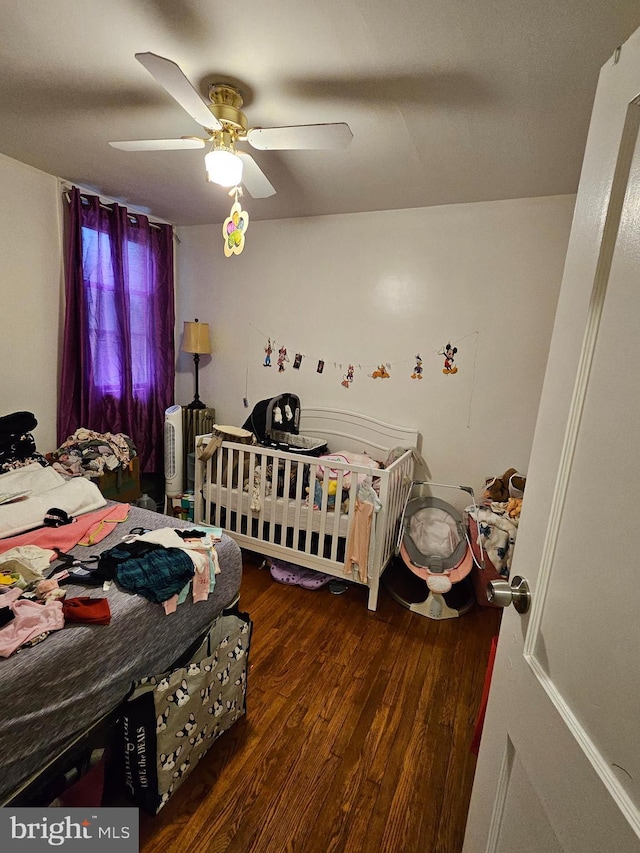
[59,188,175,473]
[82,226,157,399]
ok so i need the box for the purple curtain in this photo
[58,187,175,473]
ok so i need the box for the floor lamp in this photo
[182,319,211,410]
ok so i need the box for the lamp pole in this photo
[188,352,206,410]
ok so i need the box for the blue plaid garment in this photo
[98,541,195,604]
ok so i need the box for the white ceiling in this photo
[1,1,639,226]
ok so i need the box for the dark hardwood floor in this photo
[138,553,501,853]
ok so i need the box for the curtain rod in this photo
[60,181,169,230]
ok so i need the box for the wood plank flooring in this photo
[138,553,501,853]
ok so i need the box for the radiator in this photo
[182,406,216,488]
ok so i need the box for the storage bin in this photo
[120,607,252,813]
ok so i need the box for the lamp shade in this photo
[182,319,211,355]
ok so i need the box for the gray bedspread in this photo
[0,504,243,803]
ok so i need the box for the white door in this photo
[464,27,640,853]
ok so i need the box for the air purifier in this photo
[164,404,184,498]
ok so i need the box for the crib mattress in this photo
[208,484,351,538]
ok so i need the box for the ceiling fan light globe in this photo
[205,149,243,187]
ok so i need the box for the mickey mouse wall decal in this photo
[439,343,458,374]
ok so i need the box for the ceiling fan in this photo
[109,53,353,198]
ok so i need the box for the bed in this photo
[194,408,420,610]
[0,501,243,806]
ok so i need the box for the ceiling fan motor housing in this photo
[208,84,248,136]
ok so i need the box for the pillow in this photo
[316,452,380,490]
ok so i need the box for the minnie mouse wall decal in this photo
[277,346,289,372]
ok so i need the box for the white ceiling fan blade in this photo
[135,52,221,131]
[247,122,353,151]
[237,151,276,198]
[109,137,206,151]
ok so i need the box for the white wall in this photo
[0,155,572,489]
[175,195,575,494]
[0,153,62,453]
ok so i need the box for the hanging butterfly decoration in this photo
[223,187,249,257]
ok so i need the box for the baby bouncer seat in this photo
[384,481,480,619]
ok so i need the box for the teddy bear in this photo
[482,468,526,504]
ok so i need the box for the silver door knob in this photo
[486,575,531,614]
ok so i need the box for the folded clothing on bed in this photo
[97,541,196,604]
[0,463,107,539]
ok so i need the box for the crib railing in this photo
[194,436,415,609]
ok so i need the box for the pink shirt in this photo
[0,587,64,657]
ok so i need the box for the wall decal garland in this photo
[246,326,481,430]
[251,324,478,384]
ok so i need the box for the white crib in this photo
[194,408,420,610]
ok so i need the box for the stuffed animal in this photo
[506,498,523,519]
[309,479,337,509]
[482,468,526,504]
